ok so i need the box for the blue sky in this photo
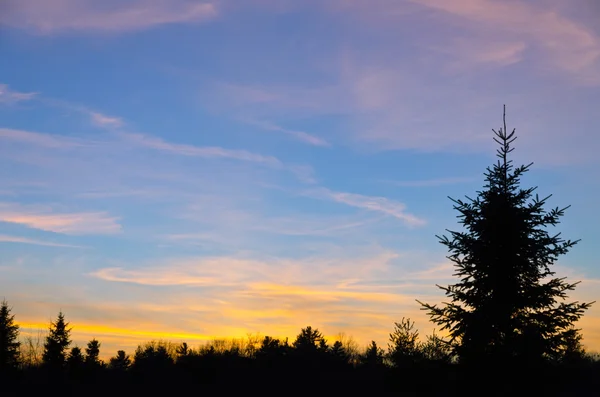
[1,0,599,356]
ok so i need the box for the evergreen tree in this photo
[330,340,349,364]
[42,311,72,369]
[387,317,422,368]
[256,336,287,364]
[418,107,594,365]
[85,338,102,368]
[0,300,20,370]
[292,326,324,353]
[66,346,84,373]
[108,350,131,371]
[360,341,384,367]
[175,342,189,359]
[420,330,452,364]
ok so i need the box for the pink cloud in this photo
[308,188,426,227]
[408,0,600,82]
[117,131,282,166]
[241,119,330,147]
[1,0,217,33]
[0,234,84,248]
[0,202,121,235]
[90,112,123,127]
[0,84,37,104]
[0,128,84,148]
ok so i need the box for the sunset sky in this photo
[1,0,599,358]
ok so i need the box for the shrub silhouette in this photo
[132,340,174,374]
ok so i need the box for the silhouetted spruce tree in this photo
[359,341,385,367]
[0,300,20,370]
[418,106,594,366]
[388,317,422,368]
[85,338,102,368]
[256,336,287,365]
[327,340,348,366]
[420,330,452,364]
[42,311,72,369]
[66,346,84,374]
[330,340,346,359]
[293,326,324,353]
[175,342,189,359]
[108,350,131,371]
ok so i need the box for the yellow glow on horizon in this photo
[17,321,214,342]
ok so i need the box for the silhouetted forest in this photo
[2,109,598,396]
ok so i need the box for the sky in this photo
[1,0,600,358]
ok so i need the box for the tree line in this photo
[1,108,597,395]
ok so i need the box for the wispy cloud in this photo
[0,202,121,235]
[408,0,600,83]
[1,0,218,34]
[114,130,317,184]
[0,234,84,248]
[117,131,282,166]
[0,128,84,148]
[242,119,330,147]
[0,84,37,104]
[92,267,224,287]
[90,111,123,127]
[307,188,426,227]
[383,176,477,187]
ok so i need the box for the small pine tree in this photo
[257,336,287,363]
[420,330,452,364]
[108,350,131,371]
[176,342,189,359]
[85,338,102,368]
[360,341,385,367]
[418,106,594,366]
[0,300,20,370]
[388,317,422,368]
[293,326,324,353]
[330,340,348,363]
[42,311,72,369]
[66,346,84,373]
